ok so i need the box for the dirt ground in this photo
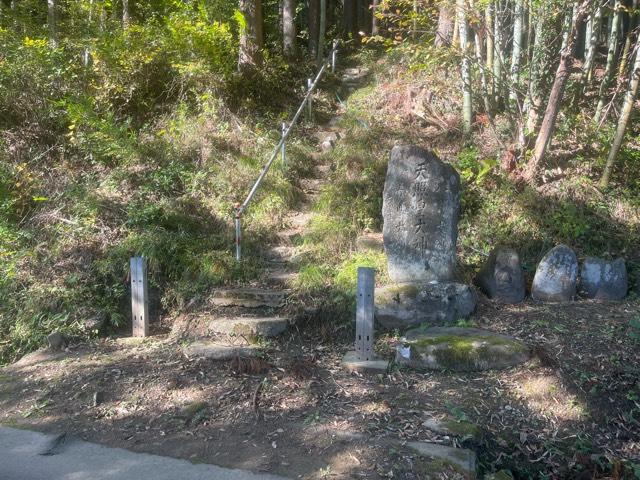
[1,297,639,479]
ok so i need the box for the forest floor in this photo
[2,50,640,479]
[1,297,639,479]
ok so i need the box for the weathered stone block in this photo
[396,327,529,371]
[382,146,460,283]
[579,257,627,300]
[475,247,525,304]
[531,245,578,302]
[375,282,476,330]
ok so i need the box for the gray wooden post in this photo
[130,256,149,337]
[281,122,287,167]
[355,267,375,361]
[307,78,313,119]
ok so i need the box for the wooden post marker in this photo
[355,267,375,360]
[342,267,389,373]
[130,256,149,337]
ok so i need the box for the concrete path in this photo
[0,427,290,480]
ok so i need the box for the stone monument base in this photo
[375,282,476,330]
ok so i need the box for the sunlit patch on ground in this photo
[517,375,587,422]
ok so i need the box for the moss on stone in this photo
[442,419,479,438]
[376,283,421,303]
[402,328,529,371]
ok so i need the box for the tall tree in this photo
[509,0,524,102]
[122,0,130,27]
[282,0,296,56]
[435,1,454,46]
[238,0,264,72]
[523,1,592,183]
[316,0,326,66]
[457,0,472,135]
[580,5,602,87]
[618,0,638,78]
[309,0,319,54]
[48,0,57,47]
[371,0,379,35]
[595,0,622,124]
[601,40,640,187]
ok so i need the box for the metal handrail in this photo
[234,40,339,261]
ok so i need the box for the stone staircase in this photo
[178,64,370,361]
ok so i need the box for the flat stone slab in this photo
[405,441,477,478]
[209,317,289,337]
[182,341,258,360]
[375,282,476,329]
[209,288,288,308]
[341,351,390,374]
[397,327,529,371]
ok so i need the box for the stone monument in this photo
[382,145,460,283]
[377,146,476,329]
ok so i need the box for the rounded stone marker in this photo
[531,244,578,302]
[396,327,530,371]
[579,257,628,300]
[475,247,525,304]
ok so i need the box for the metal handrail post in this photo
[281,122,287,167]
[233,46,337,261]
[235,206,242,261]
[307,78,313,120]
[331,39,338,73]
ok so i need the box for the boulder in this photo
[531,245,578,302]
[47,331,66,351]
[579,257,627,300]
[375,282,476,330]
[382,146,460,283]
[396,327,530,371]
[475,247,525,303]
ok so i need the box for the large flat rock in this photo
[382,146,460,283]
[396,327,529,371]
[375,282,476,330]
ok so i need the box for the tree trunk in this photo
[473,4,492,115]
[435,2,453,46]
[523,1,591,183]
[309,0,319,54]
[618,0,638,78]
[580,6,602,86]
[238,0,264,73]
[457,0,472,135]
[601,39,640,187]
[282,0,296,56]
[493,0,505,106]
[371,0,379,35]
[509,0,524,102]
[595,0,622,124]
[122,0,130,27]
[316,0,326,66]
[48,0,57,47]
[486,2,494,76]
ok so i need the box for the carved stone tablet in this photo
[382,145,460,283]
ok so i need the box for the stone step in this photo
[265,269,298,287]
[182,340,259,360]
[208,316,289,337]
[209,288,288,308]
[405,441,477,479]
[265,245,297,262]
